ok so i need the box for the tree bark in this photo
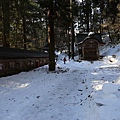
[2,1,10,47]
[48,0,55,71]
[22,15,27,49]
[70,0,75,59]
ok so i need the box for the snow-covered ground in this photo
[0,44,120,120]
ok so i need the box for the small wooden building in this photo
[0,47,49,77]
[76,33,105,60]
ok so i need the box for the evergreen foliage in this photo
[0,0,119,50]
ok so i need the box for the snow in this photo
[0,44,120,120]
[102,83,118,95]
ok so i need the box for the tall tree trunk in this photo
[67,25,71,60]
[48,0,55,71]
[22,15,27,49]
[70,0,75,59]
[2,1,10,47]
[86,0,89,32]
[71,21,75,59]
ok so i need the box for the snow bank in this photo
[102,83,118,95]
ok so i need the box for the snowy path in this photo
[0,59,120,120]
[1,45,120,120]
[0,66,93,120]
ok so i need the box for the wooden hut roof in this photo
[78,35,105,46]
[76,33,105,46]
[0,47,49,59]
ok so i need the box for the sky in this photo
[0,43,120,120]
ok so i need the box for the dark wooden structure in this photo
[76,33,105,60]
[0,47,49,77]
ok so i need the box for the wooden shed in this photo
[76,33,105,60]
